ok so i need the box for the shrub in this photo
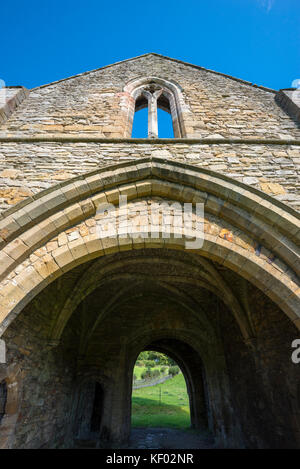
[141,367,153,380]
[144,360,156,368]
[160,366,167,374]
[169,366,180,377]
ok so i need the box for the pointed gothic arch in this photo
[123,76,188,138]
[0,157,299,339]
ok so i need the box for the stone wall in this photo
[0,281,78,448]
[0,141,299,214]
[0,54,298,213]
[219,274,300,448]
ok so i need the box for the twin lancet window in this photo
[132,85,173,138]
[126,78,185,139]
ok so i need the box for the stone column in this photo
[143,89,163,139]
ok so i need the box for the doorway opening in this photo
[131,350,191,429]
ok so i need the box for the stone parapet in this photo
[0,87,29,124]
[275,89,300,122]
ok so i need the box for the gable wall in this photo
[0,55,298,215]
[0,55,299,139]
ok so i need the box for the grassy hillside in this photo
[131,373,190,429]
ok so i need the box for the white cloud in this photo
[258,0,275,12]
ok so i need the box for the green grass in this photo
[131,373,191,429]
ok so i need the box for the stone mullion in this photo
[142,89,162,139]
[142,90,156,138]
[148,95,158,138]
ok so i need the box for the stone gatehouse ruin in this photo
[0,53,299,448]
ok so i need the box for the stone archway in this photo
[0,157,299,448]
[129,336,210,432]
[0,157,299,336]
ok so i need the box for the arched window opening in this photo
[131,350,191,430]
[125,77,186,138]
[131,85,175,139]
[0,380,7,425]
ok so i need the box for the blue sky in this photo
[1,0,299,137]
